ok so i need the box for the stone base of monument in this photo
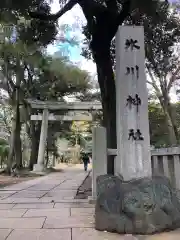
[95,174,180,235]
[33,164,46,174]
[88,196,96,204]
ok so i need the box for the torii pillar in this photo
[33,108,49,172]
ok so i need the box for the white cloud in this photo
[73,58,97,77]
[80,59,97,75]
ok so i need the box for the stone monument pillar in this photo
[115,26,151,180]
[33,108,49,172]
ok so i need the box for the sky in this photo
[47,0,179,102]
[47,1,96,77]
[47,0,176,73]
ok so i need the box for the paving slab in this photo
[72,228,127,240]
[0,204,15,209]
[0,199,15,203]
[27,183,64,191]
[54,199,90,203]
[24,208,70,217]
[2,183,36,191]
[11,190,47,198]
[0,191,17,193]
[8,198,41,203]
[1,176,49,191]
[141,230,180,240]
[1,185,29,191]
[7,229,71,240]
[0,191,17,199]
[44,215,94,228]
[45,190,77,198]
[54,181,80,190]
[54,202,94,208]
[1,166,180,240]
[0,166,96,238]
[0,209,27,217]
[54,186,79,190]
[0,229,12,240]
[13,203,54,209]
[12,197,62,203]
[71,207,94,216]
[0,217,45,229]
[38,197,66,203]
[63,196,75,200]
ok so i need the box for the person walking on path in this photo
[82,153,90,171]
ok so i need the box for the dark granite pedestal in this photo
[95,175,180,235]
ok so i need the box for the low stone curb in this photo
[75,170,92,198]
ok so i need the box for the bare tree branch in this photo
[29,0,78,21]
[110,0,131,38]
[52,0,78,20]
[167,65,180,92]
[146,66,161,96]
[147,80,153,86]
[175,75,180,80]
[24,63,33,86]
[146,64,156,83]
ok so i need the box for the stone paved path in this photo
[0,164,180,240]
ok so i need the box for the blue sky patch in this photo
[55,24,83,62]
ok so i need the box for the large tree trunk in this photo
[159,92,178,145]
[14,60,23,170]
[14,90,22,169]
[28,122,41,170]
[6,107,16,175]
[165,99,179,143]
[94,48,117,175]
[163,107,177,145]
[45,148,49,167]
[52,152,56,167]
[6,99,21,174]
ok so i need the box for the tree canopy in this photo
[1,0,180,174]
[0,13,92,173]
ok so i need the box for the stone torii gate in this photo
[27,99,102,172]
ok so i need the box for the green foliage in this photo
[0,19,91,102]
[0,138,9,165]
[22,54,91,101]
[47,57,91,97]
[82,1,180,69]
[0,0,57,46]
[69,120,90,145]
[81,1,180,145]
[0,104,12,135]
[149,102,180,147]
[0,11,92,170]
[1,0,178,168]
[143,7,180,78]
[149,103,169,147]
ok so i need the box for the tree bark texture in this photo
[159,89,178,145]
[93,47,117,175]
[29,122,41,170]
[14,87,22,169]
[6,109,16,175]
